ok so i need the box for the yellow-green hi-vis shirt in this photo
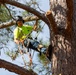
[14,25,33,41]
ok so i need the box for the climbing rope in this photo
[18,43,26,67]
[34,24,45,39]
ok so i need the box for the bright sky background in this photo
[0,0,50,75]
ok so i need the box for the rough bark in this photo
[71,0,76,74]
[49,0,76,75]
[0,59,37,75]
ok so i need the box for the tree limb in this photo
[0,20,15,29]
[0,16,38,29]
[0,0,49,25]
[0,59,37,75]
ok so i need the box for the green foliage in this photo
[0,4,11,22]
[38,53,50,66]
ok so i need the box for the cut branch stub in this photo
[45,10,58,34]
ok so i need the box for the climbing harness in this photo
[17,20,49,66]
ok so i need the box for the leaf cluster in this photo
[0,4,11,22]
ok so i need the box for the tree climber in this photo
[13,16,47,63]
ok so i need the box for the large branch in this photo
[0,16,38,29]
[0,0,49,25]
[0,59,37,75]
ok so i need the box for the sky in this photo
[0,0,50,75]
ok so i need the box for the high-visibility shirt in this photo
[14,25,33,40]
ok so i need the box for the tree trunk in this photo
[49,0,76,75]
